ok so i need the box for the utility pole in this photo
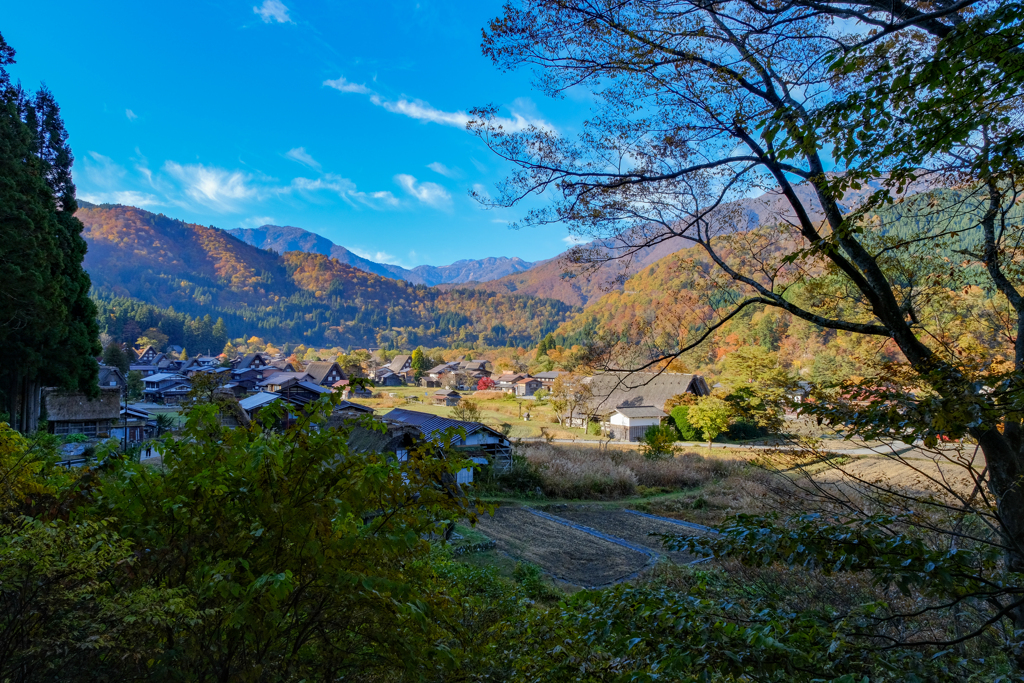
[122,380,128,453]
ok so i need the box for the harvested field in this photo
[546,507,702,564]
[474,506,651,586]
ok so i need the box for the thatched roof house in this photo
[583,372,711,417]
[45,387,121,438]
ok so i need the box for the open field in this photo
[459,438,988,587]
[356,385,605,441]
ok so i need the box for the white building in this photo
[606,405,667,442]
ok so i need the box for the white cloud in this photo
[241,216,276,229]
[562,234,588,245]
[325,77,554,132]
[125,109,138,121]
[254,0,292,23]
[470,157,488,173]
[323,76,372,95]
[427,161,459,178]
[285,147,321,170]
[164,161,259,212]
[394,174,451,208]
[292,173,399,209]
[471,183,492,201]
[350,246,402,265]
[78,190,162,207]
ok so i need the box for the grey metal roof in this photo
[296,381,332,394]
[384,408,507,446]
[144,372,186,383]
[238,392,283,411]
[533,371,564,380]
[613,405,668,419]
[257,372,308,386]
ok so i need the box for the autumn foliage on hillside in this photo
[78,204,578,349]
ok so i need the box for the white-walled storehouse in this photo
[607,405,667,442]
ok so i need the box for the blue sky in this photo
[4,1,592,267]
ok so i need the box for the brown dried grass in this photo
[521,443,750,500]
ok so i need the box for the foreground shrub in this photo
[80,395,477,681]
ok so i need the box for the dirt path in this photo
[547,507,703,564]
[475,507,652,587]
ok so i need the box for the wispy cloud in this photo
[285,147,321,170]
[324,75,555,132]
[350,246,402,265]
[562,234,588,246]
[254,0,292,23]
[164,162,260,212]
[125,109,138,121]
[323,76,372,95]
[77,150,404,216]
[79,190,162,207]
[394,174,451,208]
[427,161,460,178]
[292,174,399,209]
[241,216,276,229]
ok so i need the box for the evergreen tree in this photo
[0,32,99,430]
[102,343,130,375]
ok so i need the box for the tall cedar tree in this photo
[0,33,99,430]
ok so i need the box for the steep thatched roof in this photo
[584,372,711,415]
[346,419,421,455]
[45,387,120,422]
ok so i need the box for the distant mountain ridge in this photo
[228,224,534,286]
[472,177,940,307]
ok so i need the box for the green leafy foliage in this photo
[670,405,700,441]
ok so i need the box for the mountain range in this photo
[75,203,576,349]
[228,224,534,286]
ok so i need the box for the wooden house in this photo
[45,387,121,438]
[515,377,543,397]
[135,345,160,364]
[303,361,346,387]
[333,379,373,399]
[385,407,513,475]
[533,371,564,388]
[431,390,461,406]
[256,372,310,393]
[110,405,154,445]
[98,365,127,390]
[143,372,192,404]
[582,372,711,425]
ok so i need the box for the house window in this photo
[54,421,99,437]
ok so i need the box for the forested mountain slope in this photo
[554,190,1021,380]
[475,178,938,307]
[77,204,577,349]
[230,223,534,285]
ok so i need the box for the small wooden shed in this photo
[431,390,461,407]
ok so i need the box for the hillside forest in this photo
[79,204,578,351]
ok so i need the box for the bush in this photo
[640,424,679,460]
[670,406,700,441]
[493,452,545,494]
[726,419,761,440]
